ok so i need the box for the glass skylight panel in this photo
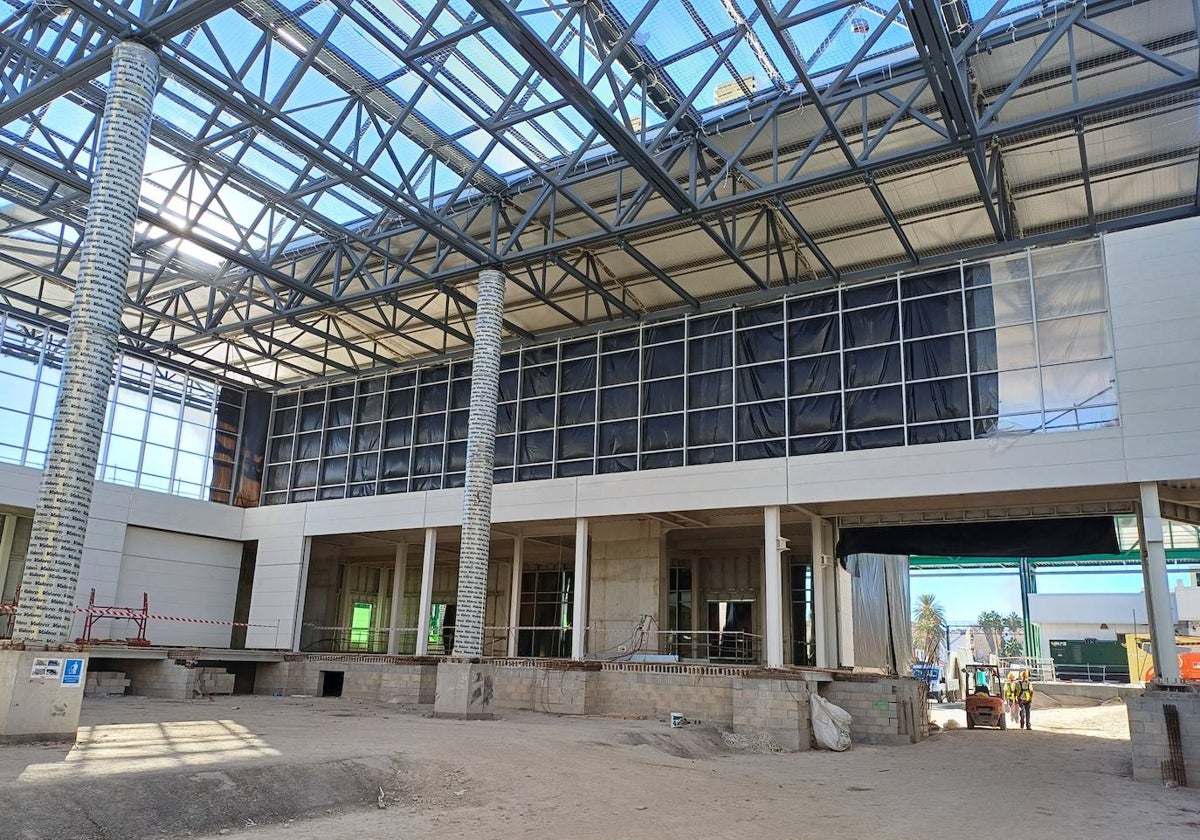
[783,7,916,80]
[313,189,372,228]
[458,128,524,173]
[409,82,477,137]
[329,13,406,80]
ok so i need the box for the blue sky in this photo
[911,568,1198,625]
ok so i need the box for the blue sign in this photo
[61,658,84,687]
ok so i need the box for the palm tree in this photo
[912,594,946,664]
[977,610,1004,660]
[1001,611,1025,657]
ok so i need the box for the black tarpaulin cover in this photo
[836,516,1119,559]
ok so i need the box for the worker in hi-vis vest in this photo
[1016,670,1034,730]
[1003,671,1019,723]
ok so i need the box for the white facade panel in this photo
[576,459,788,517]
[127,490,244,541]
[116,526,241,647]
[245,535,307,648]
[1105,217,1200,483]
[786,430,1128,504]
[489,480,580,524]
[300,492,426,535]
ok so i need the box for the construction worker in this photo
[1003,671,1019,723]
[1016,669,1034,730]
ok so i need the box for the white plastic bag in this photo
[811,694,853,751]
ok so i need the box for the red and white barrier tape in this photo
[0,602,274,628]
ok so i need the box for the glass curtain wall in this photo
[260,239,1118,505]
[0,312,243,502]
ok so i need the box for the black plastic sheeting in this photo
[836,516,1120,559]
[232,389,269,507]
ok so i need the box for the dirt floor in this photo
[2,695,1198,839]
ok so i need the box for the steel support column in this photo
[387,540,409,656]
[1018,557,1036,658]
[507,536,524,658]
[415,528,437,657]
[763,505,785,669]
[1139,482,1181,683]
[13,41,159,644]
[810,513,828,669]
[451,268,506,659]
[571,518,590,661]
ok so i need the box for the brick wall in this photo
[1126,691,1199,786]
[99,659,235,700]
[254,659,436,704]
[820,675,928,746]
[733,677,811,751]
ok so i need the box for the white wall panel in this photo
[127,489,244,540]
[489,480,579,524]
[301,493,426,535]
[245,533,308,648]
[115,526,241,647]
[1106,217,1200,483]
[576,460,788,517]
[786,430,1128,504]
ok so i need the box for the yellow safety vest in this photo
[1017,680,1032,702]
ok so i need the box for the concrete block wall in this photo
[733,677,811,751]
[492,665,540,710]
[493,664,599,716]
[99,659,234,700]
[590,668,736,724]
[820,676,928,746]
[254,659,437,704]
[1126,691,1199,785]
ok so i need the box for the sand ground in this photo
[2,695,1198,839]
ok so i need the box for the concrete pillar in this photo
[373,567,389,652]
[763,506,785,669]
[415,528,436,657]
[809,513,828,668]
[571,518,589,660]
[506,536,524,657]
[387,540,408,655]
[13,41,159,644]
[0,514,15,600]
[452,268,506,659]
[1139,482,1181,683]
[836,554,856,668]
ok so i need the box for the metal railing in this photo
[996,656,1056,681]
[1046,662,1131,684]
[588,624,764,664]
[298,622,763,664]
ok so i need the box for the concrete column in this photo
[836,554,856,668]
[452,268,506,659]
[373,567,389,652]
[506,536,524,657]
[0,514,15,600]
[386,540,408,655]
[763,506,785,669]
[13,41,159,644]
[415,528,437,657]
[571,518,589,660]
[1139,482,1180,683]
[809,513,828,669]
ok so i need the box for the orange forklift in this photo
[963,664,1007,729]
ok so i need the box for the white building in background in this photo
[1029,592,1162,656]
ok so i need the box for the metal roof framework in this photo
[0,0,1195,388]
